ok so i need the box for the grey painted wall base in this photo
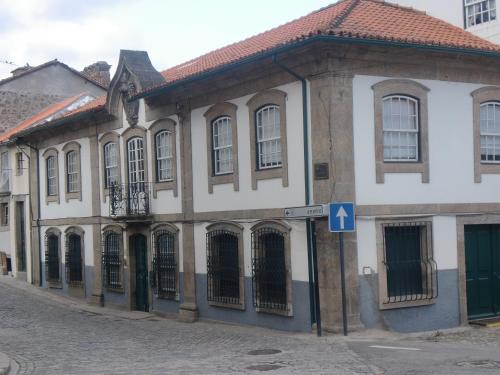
[359,269,460,332]
[195,274,311,332]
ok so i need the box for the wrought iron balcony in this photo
[110,183,151,218]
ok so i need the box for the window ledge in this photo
[156,293,179,302]
[65,191,82,202]
[255,305,293,317]
[0,226,8,232]
[104,286,124,294]
[47,281,63,289]
[376,161,429,184]
[153,180,177,198]
[379,297,435,310]
[46,195,59,204]
[208,300,245,311]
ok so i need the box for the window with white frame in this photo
[480,102,500,162]
[256,105,282,169]
[212,116,233,174]
[0,151,9,192]
[127,137,145,185]
[104,142,119,188]
[47,156,57,196]
[382,96,419,162]
[155,131,173,181]
[465,0,496,27]
[0,203,8,226]
[66,151,79,193]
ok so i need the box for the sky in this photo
[0,0,335,80]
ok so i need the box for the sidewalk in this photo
[0,352,10,375]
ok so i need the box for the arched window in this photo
[251,224,290,312]
[155,131,174,182]
[382,95,419,162]
[152,229,177,299]
[104,142,119,188]
[103,230,122,289]
[47,156,57,196]
[479,102,500,162]
[46,232,60,283]
[66,151,79,193]
[256,105,282,169]
[66,232,83,285]
[206,227,241,306]
[212,116,233,175]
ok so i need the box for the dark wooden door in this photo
[465,225,500,319]
[133,235,148,312]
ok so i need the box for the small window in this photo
[480,102,500,162]
[381,222,437,305]
[66,233,83,286]
[155,131,174,182]
[103,231,122,289]
[207,229,240,305]
[252,227,287,312]
[47,156,57,196]
[382,96,419,162]
[46,234,60,283]
[16,152,23,175]
[212,117,233,175]
[104,142,119,188]
[256,105,282,169]
[0,151,9,192]
[0,203,8,226]
[465,0,496,28]
[66,151,79,193]
[152,230,177,299]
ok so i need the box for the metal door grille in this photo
[45,234,60,282]
[252,228,287,311]
[66,234,83,286]
[103,231,121,289]
[382,222,438,304]
[206,230,240,305]
[152,230,177,299]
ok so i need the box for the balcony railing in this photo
[110,183,151,218]
[0,169,11,194]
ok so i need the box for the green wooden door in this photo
[133,235,148,312]
[465,225,500,319]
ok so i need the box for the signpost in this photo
[284,204,327,219]
[329,202,355,336]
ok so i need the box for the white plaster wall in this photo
[352,75,500,206]
[393,0,464,27]
[191,82,306,213]
[356,215,459,275]
[40,137,93,219]
[0,232,10,253]
[194,220,309,282]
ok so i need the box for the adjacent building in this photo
[2,0,500,333]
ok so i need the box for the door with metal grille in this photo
[152,231,177,299]
[465,225,500,319]
[16,201,26,272]
[46,234,59,282]
[132,234,149,312]
[66,234,83,285]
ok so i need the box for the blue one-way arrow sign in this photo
[329,202,355,232]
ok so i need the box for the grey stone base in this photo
[178,303,199,322]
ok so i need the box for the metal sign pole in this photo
[339,232,348,336]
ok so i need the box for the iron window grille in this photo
[251,227,288,312]
[206,229,240,305]
[66,234,83,286]
[45,234,60,282]
[151,230,177,299]
[102,231,122,289]
[382,222,438,304]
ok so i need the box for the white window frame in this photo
[104,142,119,188]
[479,101,500,163]
[256,105,282,170]
[47,156,57,197]
[382,95,420,162]
[66,151,79,193]
[212,116,233,175]
[127,137,145,185]
[0,203,8,226]
[465,0,496,28]
[155,131,174,182]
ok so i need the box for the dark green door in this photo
[465,225,500,319]
[133,234,148,312]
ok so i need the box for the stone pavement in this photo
[0,276,379,375]
[0,351,10,375]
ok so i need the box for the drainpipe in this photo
[272,55,322,336]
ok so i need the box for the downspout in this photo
[272,55,322,336]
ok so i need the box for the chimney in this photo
[82,61,111,87]
[11,64,31,76]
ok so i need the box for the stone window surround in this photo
[206,221,245,310]
[0,200,8,229]
[149,119,178,198]
[203,103,240,194]
[45,227,62,289]
[62,141,82,202]
[247,90,289,190]
[122,127,149,187]
[375,217,436,310]
[471,86,500,183]
[151,222,180,301]
[372,79,430,184]
[99,132,122,202]
[250,220,293,317]
[64,226,85,288]
[102,225,125,293]
[42,148,60,204]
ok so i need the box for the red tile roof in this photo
[145,0,500,94]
